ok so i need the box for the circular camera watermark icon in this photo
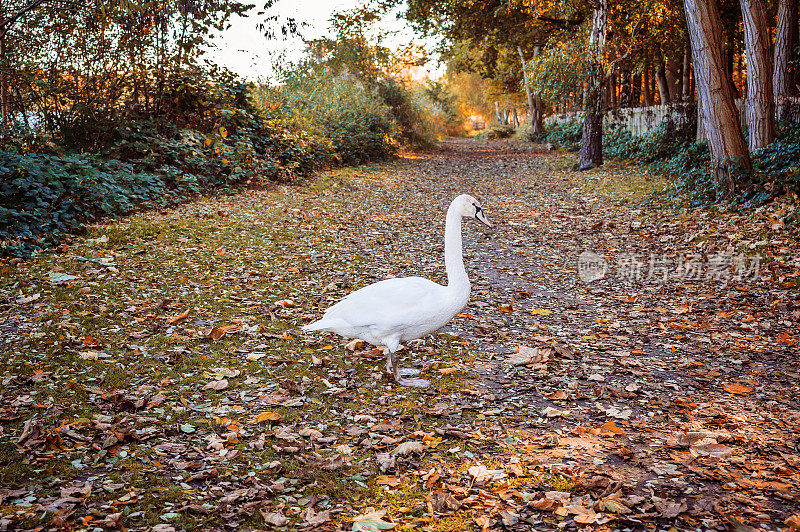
[578,251,607,283]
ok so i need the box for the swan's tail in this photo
[301,320,327,332]
[302,318,349,332]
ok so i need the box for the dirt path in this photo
[1,139,799,531]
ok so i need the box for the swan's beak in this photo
[475,210,492,227]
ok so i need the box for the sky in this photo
[204,0,442,82]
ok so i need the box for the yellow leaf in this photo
[529,309,553,316]
[219,126,227,138]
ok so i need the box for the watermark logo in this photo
[578,250,761,284]
[578,251,608,283]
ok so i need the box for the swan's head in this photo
[453,194,492,227]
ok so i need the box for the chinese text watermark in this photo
[578,251,761,284]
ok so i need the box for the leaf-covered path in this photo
[2,139,799,531]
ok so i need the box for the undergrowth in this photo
[541,117,800,212]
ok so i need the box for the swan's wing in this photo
[321,277,445,330]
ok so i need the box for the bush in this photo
[542,119,582,151]
[0,150,204,255]
[545,116,800,210]
[473,125,515,141]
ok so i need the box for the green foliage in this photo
[542,119,583,151]
[252,68,396,166]
[474,125,515,140]
[528,36,589,109]
[0,63,402,256]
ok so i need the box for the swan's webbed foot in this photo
[386,351,426,387]
[395,376,430,388]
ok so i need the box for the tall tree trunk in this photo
[577,0,606,171]
[620,65,632,108]
[631,73,641,106]
[0,22,8,129]
[774,0,798,121]
[643,63,653,106]
[666,54,682,101]
[518,45,543,136]
[494,101,503,124]
[740,0,774,150]
[684,0,751,196]
[682,41,692,101]
[656,50,671,104]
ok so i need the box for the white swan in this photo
[302,194,491,387]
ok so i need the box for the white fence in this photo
[545,97,800,137]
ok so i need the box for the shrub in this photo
[473,125,515,141]
[543,119,582,151]
[545,116,800,210]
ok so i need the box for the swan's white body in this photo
[303,194,491,387]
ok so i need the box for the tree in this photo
[683,0,750,196]
[773,0,798,121]
[739,0,773,151]
[577,0,607,171]
[518,46,543,135]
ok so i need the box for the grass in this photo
[0,164,497,530]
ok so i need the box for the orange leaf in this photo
[602,421,625,435]
[256,411,281,423]
[167,308,191,324]
[81,334,100,346]
[723,382,754,395]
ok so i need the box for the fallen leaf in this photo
[723,382,753,395]
[256,411,280,423]
[352,509,396,531]
[260,509,288,526]
[506,345,549,366]
[393,441,424,456]
[166,309,191,324]
[304,508,331,527]
[202,379,229,391]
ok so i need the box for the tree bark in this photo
[655,51,671,104]
[666,54,682,102]
[682,41,692,101]
[684,0,751,196]
[631,73,641,106]
[696,95,706,142]
[620,65,632,108]
[577,0,606,171]
[494,101,503,124]
[740,0,774,151]
[774,0,798,121]
[0,22,8,129]
[643,63,653,106]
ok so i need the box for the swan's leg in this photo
[384,351,394,375]
[391,351,429,388]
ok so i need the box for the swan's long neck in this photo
[444,204,469,291]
